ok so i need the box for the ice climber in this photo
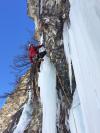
[28,43,46,64]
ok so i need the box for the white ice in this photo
[69,90,85,133]
[13,87,33,133]
[63,0,100,133]
[38,56,57,133]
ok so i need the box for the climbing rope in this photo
[56,71,71,107]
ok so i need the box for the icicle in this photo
[38,56,57,133]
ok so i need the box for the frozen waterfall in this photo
[38,56,57,133]
[63,0,100,132]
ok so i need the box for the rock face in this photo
[0,0,75,133]
[0,68,42,133]
[0,72,29,132]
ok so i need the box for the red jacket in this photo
[28,44,43,63]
